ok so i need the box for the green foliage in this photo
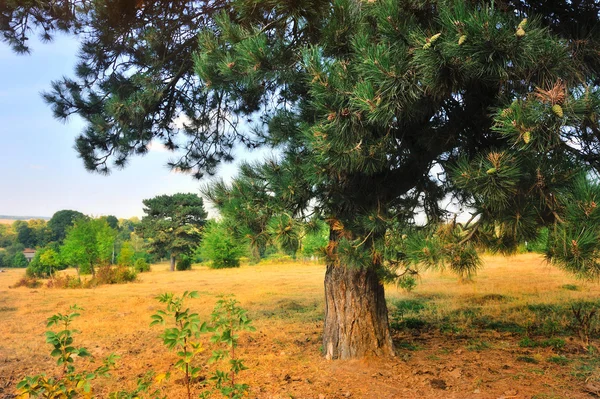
[12,252,28,268]
[4,242,25,259]
[151,292,254,399]
[48,210,86,243]
[151,291,205,399]
[0,223,15,248]
[108,372,166,399]
[61,218,116,276]
[267,214,301,258]
[396,274,418,292]
[203,296,255,399]
[200,221,246,269]
[95,265,137,285]
[399,226,482,281]
[26,247,64,278]
[137,194,207,270]
[547,355,570,365]
[301,220,329,258]
[133,258,151,273]
[117,241,135,267]
[175,255,192,271]
[15,305,117,398]
[570,301,599,346]
[13,220,38,248]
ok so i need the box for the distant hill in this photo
[0,215,50,223]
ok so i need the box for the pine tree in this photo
[5,0,600,359]
[203,162,305,262]
[137,193,207,271]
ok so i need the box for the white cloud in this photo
[147,140,169,153]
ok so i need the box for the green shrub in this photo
[176,255,192,271]
[133,258,151,272]
[132,251,156,264]
[200,222,245,269]
[26,247,63,278]
[96,265,137,284]
[79,262,92,275]
[117,241,135,266]
[12,252,28,268]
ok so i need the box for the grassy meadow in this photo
[1,254,599,398]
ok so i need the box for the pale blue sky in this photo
[0,35,267,219]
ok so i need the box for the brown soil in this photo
[0,254,598,399]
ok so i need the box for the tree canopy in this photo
[61,218,116,276]
[48,210,86,243]
[137,193,207,271]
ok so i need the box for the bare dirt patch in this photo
[0,254,598,398]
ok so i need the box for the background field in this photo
[1,254,599,398]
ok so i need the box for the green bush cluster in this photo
[175,256,192,271]
[95,265,137,285]
[133,258,150,272]
[200,222,245,269]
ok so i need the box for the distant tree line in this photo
[1,193,331,276]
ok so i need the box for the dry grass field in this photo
[1,254,599,399]
[0,219,17,225]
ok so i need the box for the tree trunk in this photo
[170,255,176,271]
[323,263,395,359]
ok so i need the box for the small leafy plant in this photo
[16,305,117,398]
[151,291,206,399]
[203,296,255,399]
[108,371,166,399]
[151,292,255,399]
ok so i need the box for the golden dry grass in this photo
[0,219,16,225]
[0,254,598,399]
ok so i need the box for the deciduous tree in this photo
[61,218,116,276]
[48,210,86,243]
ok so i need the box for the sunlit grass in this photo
[0,254,598,398]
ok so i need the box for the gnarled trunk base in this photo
[323,264,394,359]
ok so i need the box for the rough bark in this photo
[170,255,176,271]
[323,262,395,359]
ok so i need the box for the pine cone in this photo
[552,104,564,118]
[518,18,527,29]
[523,131,531,144]
[458,35,467,45]
[486,167,497,175]
[516,27,525,37]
